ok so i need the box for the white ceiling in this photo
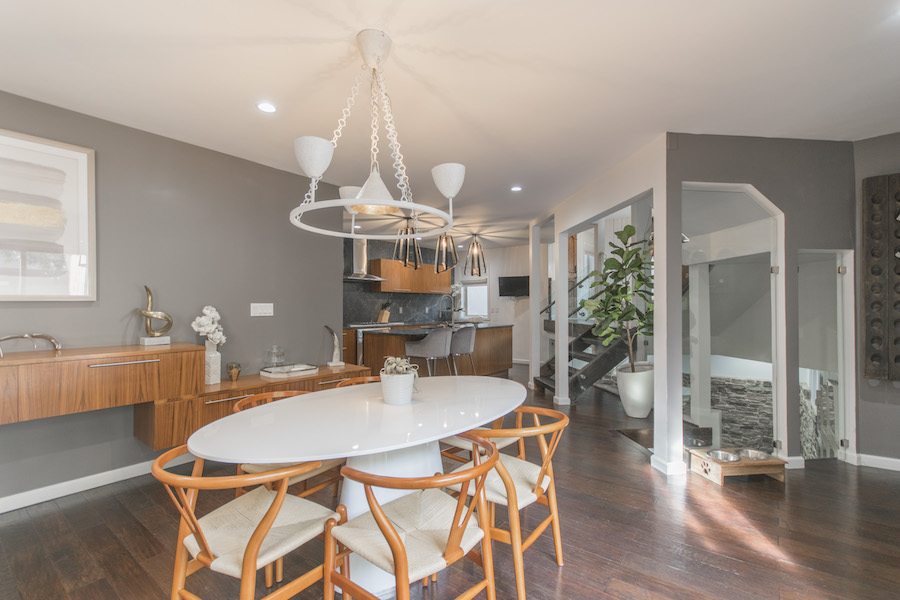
[3,1,900,248]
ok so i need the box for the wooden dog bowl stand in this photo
[689,448,786,485]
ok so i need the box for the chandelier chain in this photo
[374,69,412,203]
[369,74,381,172]
[331,68,364,148]
[301,176,320,206]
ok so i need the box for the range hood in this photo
[344,239,386,282]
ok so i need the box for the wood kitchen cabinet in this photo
[369,258,450,294]
[343,328,357,364]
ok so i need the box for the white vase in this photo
[205,340,221,385]
[616,361,653,418]
[380,372,415,405]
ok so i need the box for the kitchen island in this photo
[361,324,513,376]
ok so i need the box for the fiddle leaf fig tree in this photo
[580,224,653,372]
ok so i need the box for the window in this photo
[462,281,488,318]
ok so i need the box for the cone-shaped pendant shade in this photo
[393,219,422,269]
[465,237,486,277]
[351,169,400,214]
[434,232,458,273]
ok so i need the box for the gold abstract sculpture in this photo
[137,285,173,337]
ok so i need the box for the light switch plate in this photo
[250,303,274,317]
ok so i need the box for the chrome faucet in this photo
[438,294,455,324]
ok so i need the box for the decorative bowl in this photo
[737,448,771,460]
[706,450,741,462]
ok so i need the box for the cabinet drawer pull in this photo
[88,359,160,368]
[205,394,254,405]
[393,288,411,292]
[318,377,350,386]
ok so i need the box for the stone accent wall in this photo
[682,374,773,450]
[800,374,839,459]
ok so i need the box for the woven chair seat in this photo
[331,488,485,583]
[441,432,520,452]
[452,454,551,510]
[183,486,338,578]
[240,458,345,484]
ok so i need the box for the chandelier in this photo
[289,29,465,241]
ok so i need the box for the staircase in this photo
[533,319,630,400]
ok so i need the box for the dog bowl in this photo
[685,437,710,447]
[706,450,741,462]
[737,448,771,461]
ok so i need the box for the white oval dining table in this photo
[187,375,526,596]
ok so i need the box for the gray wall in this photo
[0,91,342,498]
[853,132,900,458]
[667,133,855,457]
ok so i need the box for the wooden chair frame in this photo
[460,406,568,600]
[233,391,343,499]
[335,376,382,387]
[441,413,526,464]
[323,431,499,600]
[152,445,347,600]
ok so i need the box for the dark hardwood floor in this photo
[2,365,899,599]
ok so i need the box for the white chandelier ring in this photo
[289,29,462,241]
[291,199,451,240]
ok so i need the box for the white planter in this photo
[380,372,416,405]
[205,340,221,385]
[616,361,653,418]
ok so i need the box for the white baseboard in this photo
[858,453,900,472]
[651,454,687,476]
[0,453,194,514]
[785,455,805,469]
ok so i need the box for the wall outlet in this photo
[250,303,274,317]
[425,306,430,314]
[399,306,403,314]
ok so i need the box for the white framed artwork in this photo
[0,128,96,301]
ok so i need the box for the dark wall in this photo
[853,132,900,459]
[343,239,452,325]
[668,133,855,457]
[0,91,342,498]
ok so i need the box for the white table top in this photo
[187,376,526,464]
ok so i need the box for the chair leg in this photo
[546,481,564,566]
[171,537,190,600]
[506,505,527,600]
[445,356,453,375]
[452,355,459,375]
[426,358,433,377]
[467,353,476,375]
[478,495,497,600]
[264,563,273,588]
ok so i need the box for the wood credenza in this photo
[0,343,204,425]
[0,343,369,451]
[133,363,370,449]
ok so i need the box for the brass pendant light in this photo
[434,232,458,273]
[464,236,486,276]
[393,219,423,269]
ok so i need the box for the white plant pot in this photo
[380,372,416,405]
[616,361,653,418]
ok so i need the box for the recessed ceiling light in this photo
[510,185,522,192]
[257,102,277,113]
[457,244,464,248]
[353,224,361,229]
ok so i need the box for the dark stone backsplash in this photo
[343,239,455,325]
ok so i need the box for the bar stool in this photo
[405,327,452,376]
[449,325,477,375]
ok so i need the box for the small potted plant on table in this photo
[380,356,419,405]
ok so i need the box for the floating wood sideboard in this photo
[133,363,370,449]
[0,343,204,425]
[0,343,370,451]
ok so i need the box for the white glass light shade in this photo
[431,163,466,199]
[339,186,362,199]
[351,169,400,214]
[293,136,334,179]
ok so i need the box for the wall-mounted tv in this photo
[498,275,530,297]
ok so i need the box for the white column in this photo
[529,223,543,387]
[554,230,571,405]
